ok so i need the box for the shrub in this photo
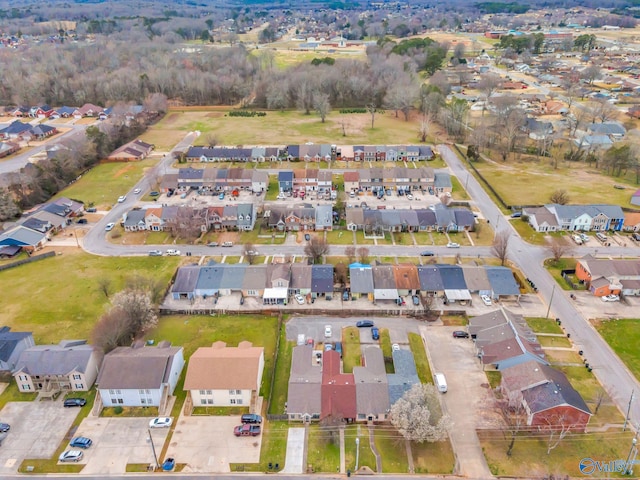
[228,111,266,117]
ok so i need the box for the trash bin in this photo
[347,470,351,477]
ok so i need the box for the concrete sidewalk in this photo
[281,427,305,473]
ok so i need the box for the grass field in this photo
[526,317,564,334]
[408,332,432,384]
[594,318,640,381]
[141,109,437,151]
[0,249,180,344]
[472,156,638,207]
[56,158,158,208]
[479,430,634,477]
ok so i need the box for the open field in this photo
[250,47,367,69]
[140,109,436,151]
[0,249,180,344]
[55,158,158,208]
[479,430,633,477]
[471,156,639,207]
[594,318,640,381]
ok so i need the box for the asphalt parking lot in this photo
[168,415,261,473]
[74,417,170,474]
[0,400,78,474]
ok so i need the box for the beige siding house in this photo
[184,341,264,410]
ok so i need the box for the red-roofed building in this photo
[321,350,356,422]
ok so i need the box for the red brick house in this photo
[321,350,356,422]
[574,255,640,297]
[501,361,591,433]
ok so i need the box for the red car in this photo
[234,424,261,437]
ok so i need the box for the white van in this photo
[596,232,607,242]
[572,235,583,245]
[434,373,448,393]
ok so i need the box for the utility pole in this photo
[545,283,556,319]
[624,390,635,432]
[624,425,639,475]
[148,428,159,470]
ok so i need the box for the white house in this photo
[96,341,184,410]
[183,341,264,409]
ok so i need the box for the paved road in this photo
[439,143,640,429]
[0,123,92,175]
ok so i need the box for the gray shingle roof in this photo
[14,340,96,376]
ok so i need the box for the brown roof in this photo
[343,171,359,182]
[183,341,263,390]
[624,212,640,227]
[393,264,419,290]
[97,343,182,390]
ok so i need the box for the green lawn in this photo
[479,430,634,477]
[343,327,362,373]
[509,218,549,245]
[148,314,279,403]
[325,230,355,245]
[0,382,37,410]
[408,333,432,384]
[374,429,409,473]
[306,424,342,473]
[269,324,292,415]
[393,232,414,246]
[595,318,640,382]
[526,317,564,334]
[412,438,455,474]
[413,232,434,247]
[355,231,376,245]
[344,425,377,472]
[450,175,470,201]
[485,371,502,390]
[56,158,158,209]
[143,109,440,151]
[0,250,179,344]
[538,336,572,348]
[545,257,577,291]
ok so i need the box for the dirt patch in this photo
[205,112,225,118]
[112,163,138,178]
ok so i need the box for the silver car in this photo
[59,450,83,462]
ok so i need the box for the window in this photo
[22,384,31,391]
[75,384,83,389]
[207,399,213,405]
[201,399,207,405]
[206,390,212,395]
[73,374,81,380]
[139,389,145,394]
[237,399,243,405]
[109,389,116,395]
[230,399,236,404]
[200,390,206,395]
[117,398,123,404]
[141,398,147,405]
[19,375,27,381]
[236,390,242,395]
[229,390,235,395]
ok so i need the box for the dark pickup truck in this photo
[234,424,261,437]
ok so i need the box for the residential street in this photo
[439,144,640,430]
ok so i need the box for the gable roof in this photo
[521,365,591,416]
[14,340,96,376]
[311,264,333,293]
[349,265,374,293]
[387,349,420,404]
[183,341,263,390]
[321,350,357,419]
[97,343,182,390]
[353,346,389,415]
[288,346,322,415]
[0,327,33,363]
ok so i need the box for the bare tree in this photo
[313,92,330,123]
[243,242,258,265]
[580,64,602,85]
[491,231,510,266]
[304,237,330,264]
[204,132,218,147]
[593,390,606,415]
[390,383,451,443]
[500,398,528,457]
[550,189,570,205]
[98,277,112,299]
[165,206,207,241]
[91,308,132,354]
[345,246,356,264]
[539,413,577,455]
[357,246,370,264]
[419,113,432,143]
[546,237,573,263]
[110,289,158,338]
[366,102,377,129]
[334,262,347,286]
[384,79,420,121]
[589,98,617,124]
[478,72,502,114]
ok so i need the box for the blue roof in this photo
[485,266,520,296]
[278,171,294,182]
[311,264,333,293]
[439,265,467,290]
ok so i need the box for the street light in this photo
[355,437,360,471]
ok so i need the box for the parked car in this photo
[63,398,87,408]
[334,341,343,358]
[133,188,141,194]
[59,450,83,463]
[166,249,180,256]
[420,251,435,256]
[222,241,233,247]
[241,414,263,424]
[452,330,470,338]
[0,423,10,433]
[218,193,225,200]
[356,320,374,328]
[406,194,414,200]
[104,223,115,232]
[324,325,332,338]
[392,343,400,351]
[117,195,126,203]
[149,417,172,428]
[579,233,590,242]
[342,290,349,301]
[148,250,162,256]
[412,295,420,306]
[69,437,93,449]
[207,242,219,247]
[85,207,97,213]
[294,294,305,305]
[150,191,160,197]
[446,242,460,248]
[76,218,88,224]
[324,343,333,351]
[304,233,311,241]
[162,458,176,471]
[234,424,260,436]
[481,295,492,306]
[601,294,620,302]
[305,338,314,347]
[510,211,522,218]
[371,326,380,340]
